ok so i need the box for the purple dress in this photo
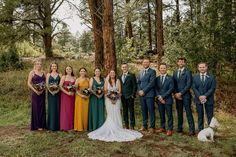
[60,81,75,130]
[31,73,46,130]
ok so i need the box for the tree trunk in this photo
[42,0,53,58]
[88,0,104,68]
[175,0,180,25]
[103,0,116,74]
[189,0,194,23]
[125,0,133,39]
[147,0,152,50]
[156,0,164,63]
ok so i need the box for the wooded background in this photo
[0,0,235,76]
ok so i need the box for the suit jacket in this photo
[173,68,192,99]
[119,72,137,99]
[137,68,156,98]
[155,74,174,104]
[192,73,216,104]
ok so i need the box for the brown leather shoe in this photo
[149,128,155,134]
[156,128,166,133]
[166,130,173,136]
[139,127,148,131]
[188,131,195,136]
[124,125,129,129]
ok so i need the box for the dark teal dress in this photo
[47,74,60,131]
[88,78,105,131]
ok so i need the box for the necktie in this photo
[161,76,164,84]
[143,70,147,76]
[201,75,205,84]
[178,70,182,79]
[122,74,126,83]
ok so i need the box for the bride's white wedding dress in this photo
[88,80,143,142]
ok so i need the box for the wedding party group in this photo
[27,57,216,142]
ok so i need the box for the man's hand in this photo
[199,95,207,104]
[138,90,145,96]
[175,93,182,100]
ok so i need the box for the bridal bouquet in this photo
[64,83,76,93]
[106,90,121,104]
[80,88,91,96]
[49,82,59,92]
[33,82,45,92]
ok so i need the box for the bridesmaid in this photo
[27,59,46,131]
[59,66,76,131]
[74,67,90,131]
[88,68,105,131]
[46,62,61,131]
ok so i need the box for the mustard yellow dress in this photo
[74,79,90,131]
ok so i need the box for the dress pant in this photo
[158,103,173,130]
[176,98,195,132]
[196,103,214,131]
[121,96,135,127]
[140,96,155,129]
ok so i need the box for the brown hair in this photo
[108,70,117,87]
[49,62,58,73]
[94,67,103,80]
[64,66,75,76]
[177,57,186,62]
[79,67,88,78]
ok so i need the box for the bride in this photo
[88,70,143,142]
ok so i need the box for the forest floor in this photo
[0,59,236,157]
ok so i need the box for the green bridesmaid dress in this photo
[47,74,60,131]
[88,78,105,131]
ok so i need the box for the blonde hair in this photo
[33,58,42,71]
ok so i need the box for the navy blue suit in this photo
[192,73,216,131]
[137,68,156,129]
[155,74,174,130]
[173,68,195,132]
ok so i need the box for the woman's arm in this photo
[59,76,70,95]
[27,71,40,95]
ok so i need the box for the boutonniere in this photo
[205,75,210,78]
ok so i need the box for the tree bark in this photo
[88,0,104,68]
[125,0,133,39]
[147,0,152,50]
[175,0,180,25]
[156,0,164,63]
[42,0,53,57]
[103,0,116,74]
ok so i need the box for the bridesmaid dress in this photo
[47,74,60,131]
[88,78,105,131]
[31,73,46,130]
[74,79,89,131]
[60,80,75,131]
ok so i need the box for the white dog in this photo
[197,117,220,142]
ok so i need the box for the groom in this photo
[192,62,216,132]
[119,63,137,129]
[137,58,156,133]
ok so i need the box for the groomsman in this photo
[173,57,195,136]
[119,63,137,129]
[192,62,216,131]
[137,58,156,133]
[155,63,174,136]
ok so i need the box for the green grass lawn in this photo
[0,59,236,157]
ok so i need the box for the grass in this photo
[0,59,236,157]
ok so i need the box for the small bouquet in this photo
[49,82,59,92]
[33,82,45,92]
[106,90,121,104]
[64,83,76,93]
[91,87,104,98]
[80,88,91,96]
